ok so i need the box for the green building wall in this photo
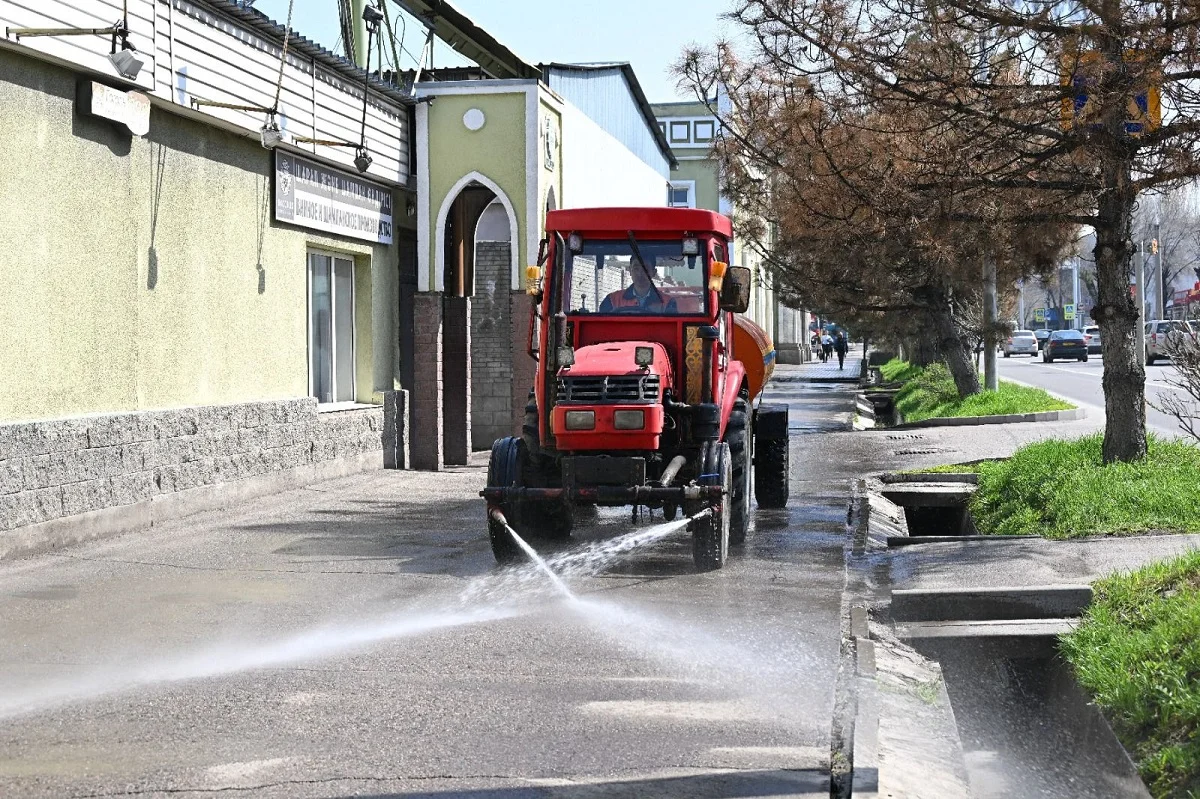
[0,48,402,423]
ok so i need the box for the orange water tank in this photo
[732,315,776,402]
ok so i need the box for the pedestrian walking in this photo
[821,331,834,362]
[834,332,849,370]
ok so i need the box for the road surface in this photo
[0,370,863,799]
[996,352,1188,438]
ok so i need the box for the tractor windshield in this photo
[563,239,707,316]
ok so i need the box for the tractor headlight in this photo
[613,409,645,430]
[564,410,595,430]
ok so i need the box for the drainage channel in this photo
[881,480,1151,797]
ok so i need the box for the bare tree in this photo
[687,0,1200,463]
[1149,337,1200,441]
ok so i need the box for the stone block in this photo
[61,478,112,517]
[25,454,73,490]
[195,404,238,433]
[0,459,26,494]
[72,446,125,484]
[109,471,158,506]
[0,487,64,531]
[149,408,200,439]
[86,413,153,448]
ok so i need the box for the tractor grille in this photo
[557,375,660,404]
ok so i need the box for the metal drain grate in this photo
[886,433,926,440]
[893,447,954,456]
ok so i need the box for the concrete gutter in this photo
[834,481,973,798]
[892,407,1087,429]
[892,585,1094,622]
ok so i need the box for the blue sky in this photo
[252,0,735,103]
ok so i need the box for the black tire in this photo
[726,394,751,546]
[516,391,572,541]
[1146,349,1156,366]
[486,437,525,563]
[754,437,790,508]
[1003,351,1010,358]
[1080,355,1088,362]
[486,437,572,566]
[692,441,731,572]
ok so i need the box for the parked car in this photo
[1003,330,1039,357]
[1145,320,1196,364]
[1033,329,1052,351]
[1043,329,1088,362]
[1083,325,1102,354]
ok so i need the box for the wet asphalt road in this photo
[995,351,1184,437]
[0,376,860,798]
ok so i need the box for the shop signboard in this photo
[274,151,393,244]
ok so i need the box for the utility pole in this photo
[1075,256,1084,328]
[1136,238,1147,362]
[1017,280,1025,329]
[350,0,368,67]
[983,252,998,391]
[1154,218,1164,320]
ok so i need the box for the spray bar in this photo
[480,484,722,504]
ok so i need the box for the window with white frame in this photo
[308,251,356,404]
[668,180,696,208]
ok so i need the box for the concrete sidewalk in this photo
[777,347,863,382]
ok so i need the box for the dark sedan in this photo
[1043,329,1089,363]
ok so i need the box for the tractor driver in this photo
[599,255,678,313]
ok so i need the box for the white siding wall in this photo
[0,0,409,184]
[560,102,666,209]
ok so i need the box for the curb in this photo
[892,406,1086,428]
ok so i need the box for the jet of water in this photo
[500,521,576,601]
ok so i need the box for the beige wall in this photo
[0,48,400,422]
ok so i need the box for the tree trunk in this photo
[929,293,981,397]
[1094,150,1147,462]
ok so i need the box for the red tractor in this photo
[481,207,790,571]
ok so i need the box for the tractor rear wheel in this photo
[726,394,751,546]
[692,441,731,572]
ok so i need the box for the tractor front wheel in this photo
[486,437,572,564]
[692,441,731,572]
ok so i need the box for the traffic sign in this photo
[1064,304,1075,320]
[1046,308,1057,322]
[1034,308,1046,323]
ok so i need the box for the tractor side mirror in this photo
[719,266,752,313]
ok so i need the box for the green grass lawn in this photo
[879,358,1073,423]
[970,434,1200,538]
[1061,551,1200,798]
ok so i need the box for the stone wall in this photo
[410,292,444,470]
[0,399,384,539]
[471,242,515,451]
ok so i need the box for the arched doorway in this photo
[435,175,519,464]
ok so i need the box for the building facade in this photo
[652,98,810,363]
[0,0,415,554]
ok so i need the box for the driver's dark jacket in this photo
[598,286,677,313]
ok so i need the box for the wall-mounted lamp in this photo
[353,146,373,174]
[7,17,143,81]
[260,122,284,149]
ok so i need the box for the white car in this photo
[1083,325,1102,354]
[1003,330,1039,357]
[1145,320,1196,364]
